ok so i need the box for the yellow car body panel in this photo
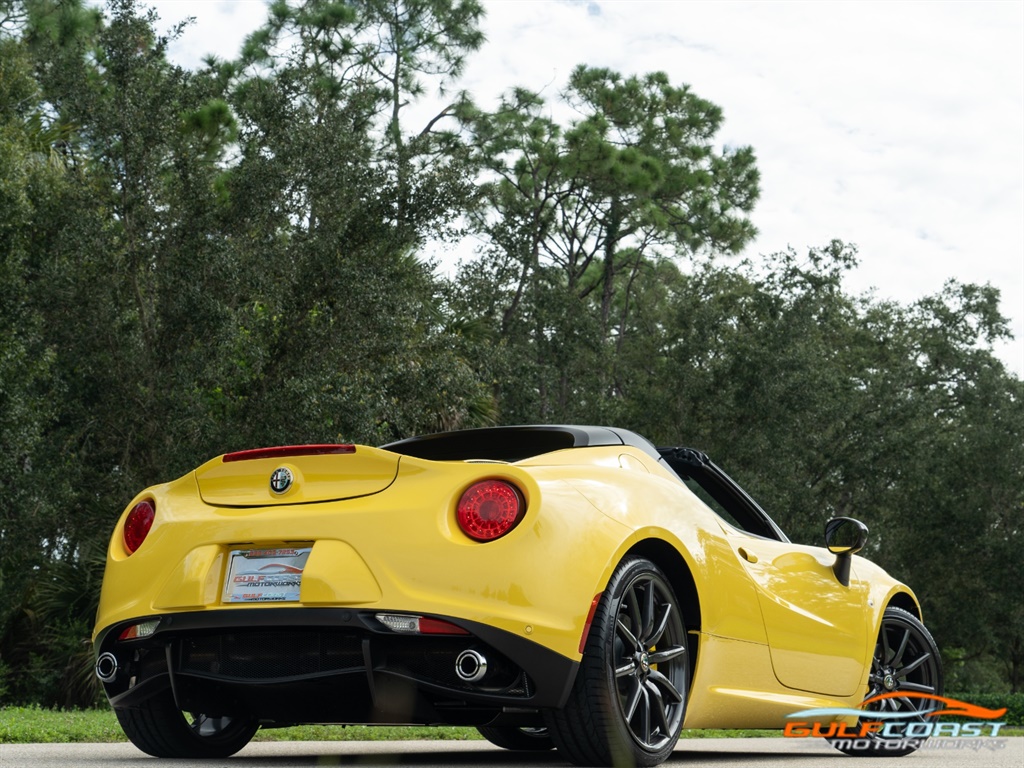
[98,449,637,661]
[94,428,924,747]
[193,449,399,506]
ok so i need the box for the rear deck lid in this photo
[195,444,399,507]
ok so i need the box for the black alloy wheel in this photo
[547,557,690,767]
[830,606,943,757]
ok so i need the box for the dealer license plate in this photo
[222,547,311,603]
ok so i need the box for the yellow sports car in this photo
[93,425,941,765]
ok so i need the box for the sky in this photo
[136,0,1023,376]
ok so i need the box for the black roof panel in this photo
[381,425,661,463]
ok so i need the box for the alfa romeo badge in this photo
[270,467,293,494]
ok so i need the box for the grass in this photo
[0,707,127,744]
[0,707,481,744]
[1,706,1020,744]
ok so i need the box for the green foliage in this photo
[946,652,1019,695]
[220,0,489,445]
[0,23,70,686]
[947,693,1024,726]
[457,66,760,422]
[0,542,105,708]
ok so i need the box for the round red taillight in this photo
[123,500,155,554]
[456,480,524,542]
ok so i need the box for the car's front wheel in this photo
[829,606,942,757]
[115,687,258,758]
[546,556,690,767]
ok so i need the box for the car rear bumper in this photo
[94,608,578,726]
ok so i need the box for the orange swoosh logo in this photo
[861,692,1006,720]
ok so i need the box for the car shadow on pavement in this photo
[213,747,834,766]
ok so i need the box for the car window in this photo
[680,477,745,531]
[658,449,788,543]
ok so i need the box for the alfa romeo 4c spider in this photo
[93,425,941,766]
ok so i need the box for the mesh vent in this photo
[175,629,533,697]
[384,640,532,696]
[179,630,363,679]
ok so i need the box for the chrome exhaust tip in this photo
[95,652,119,683]
[455,649,488,683]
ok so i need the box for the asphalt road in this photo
[1,739,1021,767]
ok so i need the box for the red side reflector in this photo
[579,593,602,653]
[223,444,356,462]
[419,617,471,635]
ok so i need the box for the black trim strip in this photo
[96,607,579,711]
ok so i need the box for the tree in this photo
[458,67,760,421]
[212,0,490,444]
[0,0,255,705]
[865,284,1023,691]
[231,0,482,232]
[0,3,87,705]
[0,31,55,612]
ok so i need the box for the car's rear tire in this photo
[476,725,554,750]
[546,557,689,767]
[115,687,258,758]
[829,606,942,757]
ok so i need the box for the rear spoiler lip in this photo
[222,445,356,463]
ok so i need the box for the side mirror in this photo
[825,517,868,587]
